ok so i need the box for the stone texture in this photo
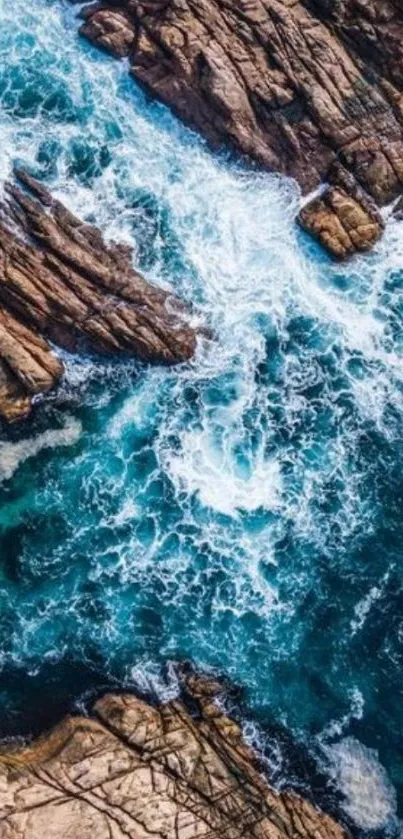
[0,169,196,422]
[72,0,403,257]
[0,674,350,839]
[299,163,385,257]
[80,5,137,57]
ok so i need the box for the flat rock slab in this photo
[0,673,350,839]
[0,170,196,422]
[72,0,403,257]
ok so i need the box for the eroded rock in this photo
[72,0,403,257]
[0,675,350,839]
[0,170,196,422]
[299,164,385,258]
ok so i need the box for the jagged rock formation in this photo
[0,170,196,422]
[0,674,349,839]
[299,162,385,258]
[71,0,403,258]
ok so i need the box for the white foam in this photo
[320,688,365,740]
[129,659,180,702]
[0,417,82,482]
[107,373,164,439]
[323,736,398,830]
[351,582,385,635]
[163,427,282,517]
[110,497,140,526]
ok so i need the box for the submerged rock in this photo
[0,170,196,422]
[0,674,349,839]
[71,0,403,257]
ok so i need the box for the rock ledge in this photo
[0,170,196,422]
[0,674,349,839]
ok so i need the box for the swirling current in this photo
[1,0,403,834]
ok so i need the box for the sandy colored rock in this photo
[0,170,196,422]
[0,360,32,423]
[72,0,403,256]
[299,164,385,258]
[0,675,350,839]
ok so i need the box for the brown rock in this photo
[299,164,385,258]
[0,170,196,422]
[0,676,350,839]
[0,361,32,423]
[71,0,403,256]
[81,7,136,57]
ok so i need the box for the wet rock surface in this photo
[0,674,349,839]
[299,163,385,258]
[72,0,403,257]
[0,170,196,422]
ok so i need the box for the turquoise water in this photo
[1,0,403,832]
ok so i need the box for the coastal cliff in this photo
[0,674,349,839]
[71,0,403,257]
[0,170,196,422]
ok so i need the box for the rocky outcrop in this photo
[71,0,403,257]
[0,170,196,422]
[299,162,385,258]
[0,673,349,839]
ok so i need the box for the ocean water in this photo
[0,0,403,833]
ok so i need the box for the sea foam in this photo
[323,737,398,831]
[0,417,82,482]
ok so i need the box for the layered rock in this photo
[0,673,349,839]
[299,163,385,258]
[0,170,196,421]
[71,0,403,257]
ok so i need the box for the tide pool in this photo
[0,1,403,834]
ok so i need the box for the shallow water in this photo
[1,0,403,833]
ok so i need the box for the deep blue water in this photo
[1,0,403,833]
